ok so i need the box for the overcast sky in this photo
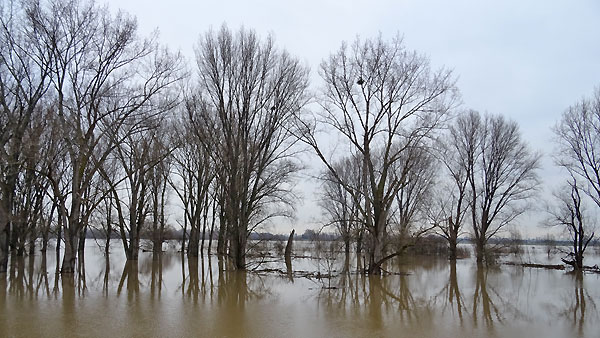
[106,0,600,237]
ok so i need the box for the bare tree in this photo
[433,111,480,260]
[169,109,214,258]
[147,126,172,256]
[102,122,173,262]
[191,25,309,269]
[549,179,595,270]
[388,142,438,252]
[468,112,540,262]
[299,35,458,274]
[554,87,600,209]
[320,155,363,255]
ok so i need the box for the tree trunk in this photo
[104,207,111,257]
[368,236,383,274]
[448,236,457,260]
[181,215,187,255]
[28,232,36,256]
[188,225,199,257]
[475,239,485,263]
[61,230,79,273]
[368,221,385,274]
[217,208,226,255]
[127,234,140,261]
[0,221,8,273]
[230,224,246,270]
[105,236,110,257]
[344,237,350,255]
[200,223,206,257]
[56,214,62,255]
[78,225,87,257]
[200,195,209,256]
[575,253,583,270]
[208,205,215,255]
[41,232,48,254]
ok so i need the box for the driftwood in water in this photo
[284,229,294,260]
[504,262,565,270]
[505,261,600,273]
[285,229,294,282]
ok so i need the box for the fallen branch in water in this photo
[504,261,600,273]
[504,262,565,270]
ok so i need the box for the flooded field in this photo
[1,241,599,338]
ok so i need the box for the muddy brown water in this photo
[1,241,599,338]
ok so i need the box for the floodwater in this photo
[1,241,599,338]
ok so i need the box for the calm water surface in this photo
[1,241,599,338]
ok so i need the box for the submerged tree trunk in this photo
[0,220,8,273]
[41,232,48,254]
[181,215,187,255]
[448,236,458,261]
[344,237,350,255]
[217,204,226,255]
[61,229,79,273]
[285,229,295,260]
[475,239,485,263]
[356,231,363,255]
[127,234,140,261]
[28,231,36,256]
[208,201,216,255]
[229,222,246,270]
[56,216,62,255]
[188,225,199,257]
[78,225,87,257]
[368,234,384,275]
[367,217,386,274]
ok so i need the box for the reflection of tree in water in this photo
[559,272,597,337]
[179,256,274,338]
[8,256,26,297]
[150,253,163,297]
[316,253,432,330]
[435,261,466,324]
[183,255,217,302]
[180,255,272,305]
[472,262,501,328]
[470,263,528,331]
[5,253,54,299]
[0,250,343,306]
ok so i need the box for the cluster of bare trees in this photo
[0,0,309,274]
[0,0,597,277]
[307,36,543,272]
[0,0,184,273]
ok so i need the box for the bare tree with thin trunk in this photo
[554,87,600,209]
[102,123,173,262]
[548,179,595,270]
[320,155,362,255]
[388,141,438,253]
[169,110,214,258]
[148,126,172,256]
[191,25,309,270]
[468,112,540,262]
[551,87,600,269]
[299,35,458,274]
[432,111,480,260]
